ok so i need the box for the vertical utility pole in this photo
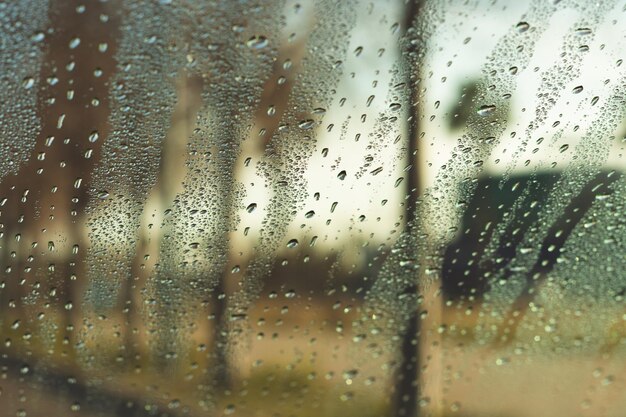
[393,0,426,416]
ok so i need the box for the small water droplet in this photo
[337,170,347,180]
[572,85,583,94]
[389,102,402,111]
[32,31,45,42]
[575,27,592,36]
[69,37,81,49]
[287,239,299,248]
[477,105,496,116]
[305,210,315,218]
[22,77,35,89]
[246,203,257,213]
[559,144,569,153]
[247,35,268,49]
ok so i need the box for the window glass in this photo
[2,1,626,416]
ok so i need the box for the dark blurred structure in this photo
[443,170,621,301]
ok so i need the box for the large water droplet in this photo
[516,21,530,33]
[298,119,315,129]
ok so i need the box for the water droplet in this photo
[246,203,257,213]
[69,37,81,49]
[98,191,109,199]
[559,144,569,153]
[32,31,45,42]
[305,210,315,218]
[247,35,268,49]
[516,21,530,33]
[389,102,402,111]
[287,239,299,248]
[572,85,583,94]
[298,119,315,129]
[575,27,592,36]
[477,105,496,116]
[337,170,347,180]
[22,77,35,89]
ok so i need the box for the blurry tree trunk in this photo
[150,74,202,370]
[0,0,117,359]
[212,32,309,390]
[207,111,239,391]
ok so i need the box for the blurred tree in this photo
[0,0,117,357]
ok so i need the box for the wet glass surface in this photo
[1,1,626,416]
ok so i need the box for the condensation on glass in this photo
[1,0,626,416]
